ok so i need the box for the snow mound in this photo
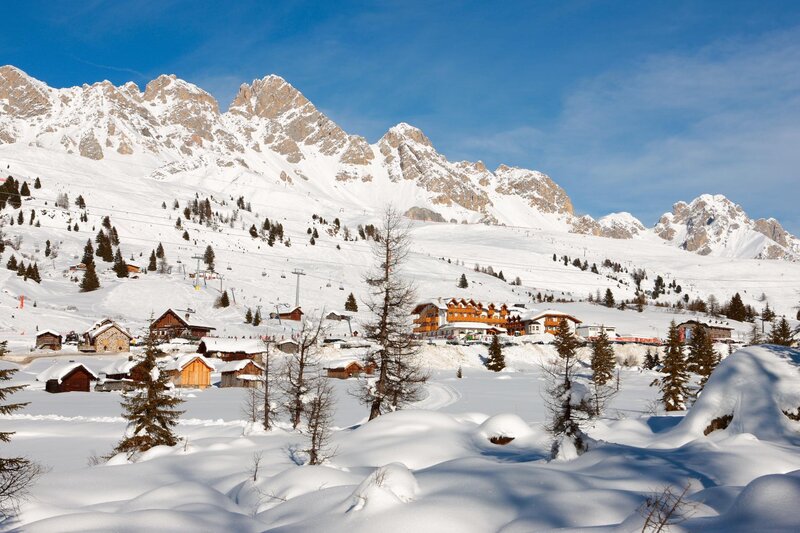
[668,346,800,445]
[474,413,535,444]
[347,463,419,514]
[698,471,800,532]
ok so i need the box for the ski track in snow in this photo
[411,381,462,410]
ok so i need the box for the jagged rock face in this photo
[143,75,220,146]
[229,75,370,164]
[0,65,51,119]
[79,131,103,160]
[404,206,446,222]
[494,165,573,215]
[378,123,492,212]
[655,195,800,259]
[570,212,645,239]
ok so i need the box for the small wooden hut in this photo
[219,360,264,388]
[163,354,213,389]
[37,362,97,393]
[36,330,62,351]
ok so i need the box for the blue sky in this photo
[3,1,800,232]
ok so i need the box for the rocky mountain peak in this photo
[494,165,574,215]
[655,194,799,259]
[380,122,433,149]
[0,65,52,119]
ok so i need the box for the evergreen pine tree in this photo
[457,273,468,288]
[113,249,129,278]
[101,216,112,230]
[155,243,165,259]
[244,308,253,324]
[590,328,615,385]
[147,251,157,272]
[16,212,23,225]
[344,292,358,312]
[80,261,100,292]
[659,321,689,411]
[16,262,25,278]
[203,245,215,271]
[252,308,262,326]
[110,227,120,247]
[249,224,258,238]
[748,322,763,345]
[44,240,51,257]
[5,256,16,271]
[95,231,113,262]
[603,288,615,308]
[19,182,30,196]
[767,317,795,346]
[309,236,316,245]
[33,177,41,189]
[75,195,86,208]
[686,325,717,390]
[182,230,189,241]
[726,293,747,322]
[82,239,94,265]
[485,335,505,372]
[216,290,230,308]
[0,357,41,512]
[643,348,655,370]
[30,263,41,284]
[113,334,184,456]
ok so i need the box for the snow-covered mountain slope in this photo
[2,65,798,260]
[655,194,800,260]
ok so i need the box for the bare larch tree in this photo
[359,207,427,420]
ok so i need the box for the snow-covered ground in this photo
[1,345,799,531]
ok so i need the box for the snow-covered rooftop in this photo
[36,362,97,383]
[199,337,266,354]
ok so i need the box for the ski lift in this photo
[326,279,331,288]
[262,270,267,277]
[280,272,286,279]
[227,263,232,271]
[176,259,182,264]
[339,284,344,291]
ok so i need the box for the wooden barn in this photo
[275,339,299,354]
[96,358,141,392]
[219,359,264,388]
[150,309,215,341]
[163,354,213,389]
[36,330,62,351]
[276,307,304,322]
[677,320,733,342]
[78,319,132,353]
[325,361,375,379]
[198,337,266,361]
[37,362,97,393]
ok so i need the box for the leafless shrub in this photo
[639,482,694,532]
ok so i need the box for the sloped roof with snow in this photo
[162,354,214,372]
[517,309,581,323]
[219,359,264,373]
[36,329,61,338]
[199,337,266,354]
[36,362,97,383]
[87,321,133,340]
[100,358,138,376]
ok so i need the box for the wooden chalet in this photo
[197,337,266,361]
[150,309,215,341]
[275,307,304,322]
[219,359,263,388]
[37,362,97,393]
[36,330,62,351]
[126,263,141,274]
[677,320,733,342]
[412,298,516,337]
[96,358,141,392]
[163,354,213,389]
[508,310,582,336]
[326,361,375,379]
[78,319,132,353]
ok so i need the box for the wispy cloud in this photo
[451,26,800,231]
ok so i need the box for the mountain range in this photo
[1,64,797,260]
